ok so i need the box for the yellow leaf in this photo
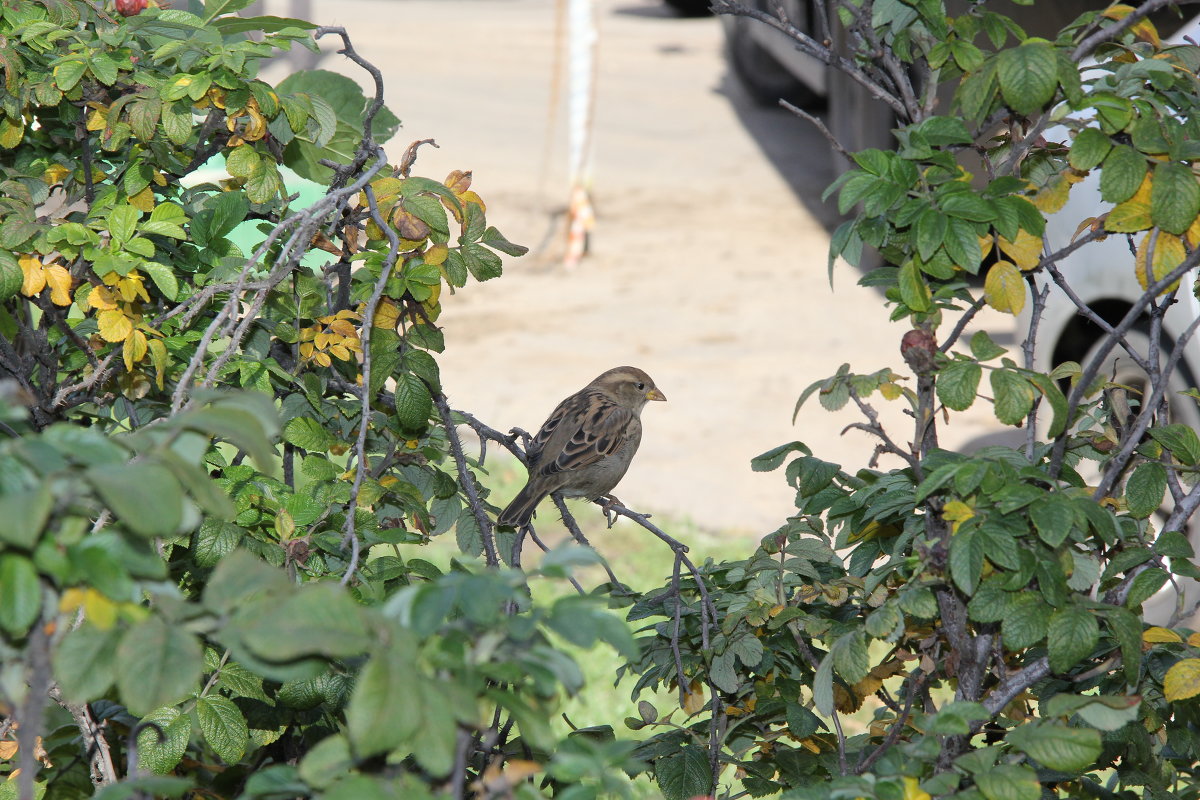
[83,589,118,630]
[0,741,16,760]
[1163,657,1200,702]
[879,382,903,401]
[87,285,118,310]
[124,329,148,372]
[85,106,108,132]
[328,319,358,338]
[903,776,931,800]
[978,233,994,260]
[299,341,315,359]
[97,308,134,343]
[128,184,155,212]
[43,264,72,306]
[59,587,86,614]
[1033,175,1071,214]
[1134,231,1186,294]
[1102,4,1161,45]
[0,115,23,149]
[328,344,351,361]
[942,500,975,532]
[1189,632,1200,647]
[314,351,331,367]
[20,257,46,297]
[147,338,168,390]
[983,260,1026,315]
[373,298,401,329]
[682,680,705,715]
[458,189,486,212]
[1106,174,1153,233]
[997,228,1043,271]
[1143,626,1183,643]
[43,164,70,185]
[425,243,448,265]
[444,169,472,194]
[117,272,149,303]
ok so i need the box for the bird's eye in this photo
[635,382,645,391]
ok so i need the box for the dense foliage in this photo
[3,0,1200,799]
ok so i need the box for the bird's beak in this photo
[646,388,667,402]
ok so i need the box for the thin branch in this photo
[48,685,117,788]
[437,395,500,567]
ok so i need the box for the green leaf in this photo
[1149,424,1200,465]
[204,549,292,615]
[990,369,1035,425]
[139,261,179,301]
[106,204,141,246]
[0,554,41,637]
[54,59,87,92]
[1048,606,1099,673]
[831,630,869,683]
[117,617,202,716]
[967,581,1011,623]
[812,652,835,716]
[976,763,1041,800]
[656,746,711,800]
[237,583,371,661]
[937,359,982,411]
[225,145,260,179]
[1126,461,1166,519]
[1100,145,1147,204]
[87,459,184,537]
[481,226,528,257]
[1105,606,1143,682]
[950,529,984,595]
[197,695,249,764]
[1150,162,1200,235]
[246,158,283,205]
[997,40,1058,115]
[970,331,1008,360]
[916,208,949,262]
[345,644,421,757]
[1069,127,1112,171]
[898,260,932,312]
[283,417,335,453]
[393,372,433,431]
[202,0,255,23]
[161,100,193,146]
[1006,723,1100,773]
[136,706,191,774]
[1126,567,1169,609]
[53,623,121,702]
[1002,593,1049,650]
[1030,495,1075,547]
[193,520,244,567]
[0,484,52,549]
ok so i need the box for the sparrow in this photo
[497,366,666,528]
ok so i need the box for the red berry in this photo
[116,0,148,17]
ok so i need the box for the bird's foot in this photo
[596,494,640,528]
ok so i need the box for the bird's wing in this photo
[533,389,633,476]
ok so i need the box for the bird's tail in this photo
[497,484,546,528]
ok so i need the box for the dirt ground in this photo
[285,0,1014,535]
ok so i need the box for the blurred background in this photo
[252,0,1014,535]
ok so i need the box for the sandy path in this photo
[288,0,1013,535]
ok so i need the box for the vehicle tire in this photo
[663,0,712,16]
[725,18,821,108]
[1079,326,1200,626]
